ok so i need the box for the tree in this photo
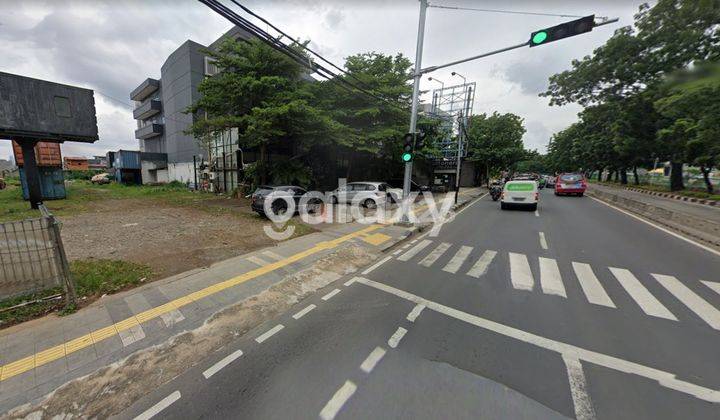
[187,38,342,186]
[465,112,526,185]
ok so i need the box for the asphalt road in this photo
[120,188,720,420]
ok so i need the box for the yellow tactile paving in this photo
[362,233,392,246]
[0,224,383,382]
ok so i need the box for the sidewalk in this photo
[587,183,720,247]
[0,188,484,413]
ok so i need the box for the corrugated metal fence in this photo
[0,206,76,304]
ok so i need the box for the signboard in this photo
[0,72,99,142]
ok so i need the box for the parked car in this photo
[90,173,111,184]
[555,173,587,196]
[501,180,538,211]
[250,185,320,217]
[388,179,430,196]
[329,182,402,209]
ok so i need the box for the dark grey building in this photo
[130,26,251,184]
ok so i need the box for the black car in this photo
[250,185,320,217]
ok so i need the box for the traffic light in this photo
[402,133,414,163]
[529,15,595,47]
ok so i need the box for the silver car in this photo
[330,182,402,209]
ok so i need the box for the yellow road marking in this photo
[0,224,382,382]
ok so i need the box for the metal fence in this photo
[0,205,76,304]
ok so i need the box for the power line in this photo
[427,3,585,19]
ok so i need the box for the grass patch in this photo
[0,259,152,329]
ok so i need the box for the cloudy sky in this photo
[0,0,645,161]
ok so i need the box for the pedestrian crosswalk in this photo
[395,240,720,331]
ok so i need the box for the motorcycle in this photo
[490,182,503,201]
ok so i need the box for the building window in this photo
[204,57,219,76]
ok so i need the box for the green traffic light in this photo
[402,152,413,162]
[532,31,548,44]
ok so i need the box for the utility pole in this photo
[402,0,428,222]
[454,85,473,204]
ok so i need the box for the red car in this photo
[555,173,587,196]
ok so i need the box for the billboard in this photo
[0,72,99,143]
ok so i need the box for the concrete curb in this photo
[586,189,720,249]
[621,186,719,207]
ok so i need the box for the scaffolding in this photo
[428,82,475,159]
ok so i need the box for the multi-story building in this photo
[130,26,251,186]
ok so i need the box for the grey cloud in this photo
[323,9,345,30]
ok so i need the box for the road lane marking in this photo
[134,390,181,420]
[442,246,473,274]
[392,249,403,255]
[388,327,408,348]
[466,250,497,278]
[247,255,270,266]
[539,257,567,298]
[509,252,534,291]
[398,239,432,261]
[652,274,720,330]
[203,349,244,379]
[292,304,316,320]
[344,278,357,286]
[588,195,720,258]
[255,324,284,343]
[262,250,284,261]
[354,277,720,403]
[0,224,384,382]
[362,256,392,274]
[563,356,596,420]
[538,232,548,250]
[609,268,678,321]
[360,347,386,373]
[319,380,357,420]
[535,209,539,217]
[702,280,720,296]
[406,304,425,322]
[419,242,451,267]
[322,289,341,301]
[572,262,616,308]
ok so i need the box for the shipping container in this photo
[18,167,66,200]
[12,141,62,167]
[114,150,141,169]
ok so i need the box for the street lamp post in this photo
[451,72,470,203]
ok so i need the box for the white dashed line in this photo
[292,304,316,320]
[344,278,357,286]
[535,209,539,217]
[539,232,548,250]
[134,391,181,420]
[387,327,408,348]
[322,288,341,301]
[362,256,392,275]
[360,347,386,373]
[406,304,425,322]
[203,350,244,379]
[255,324,284,343]
[319,381,357,420]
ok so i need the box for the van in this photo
[500,180,538,211]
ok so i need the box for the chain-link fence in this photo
[0,205,76,305]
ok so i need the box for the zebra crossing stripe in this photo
[572,262,616,308]
[653,274,720,330]
[443,246,473,274]
[539,257,566,298]
[467,250,497,278]
[509,252,534,291]
[419,242,452,267]
[609,268,677,321]
[702,280,720,296]
[398,240,433,261]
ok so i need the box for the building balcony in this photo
[133,99,162,120]
[130,78,160,101]
[135,123,163,140]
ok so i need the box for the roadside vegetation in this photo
[541,0,719,193]
[0,259,152,329]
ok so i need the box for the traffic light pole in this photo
[401,0,428,222]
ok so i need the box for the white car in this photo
[500,180,538,211]
[330,182,402,209]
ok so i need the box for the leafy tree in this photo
[465,112,526,185]
[187,38,342,185]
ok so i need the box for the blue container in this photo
[114,150,141,169]
[19,167,66,200]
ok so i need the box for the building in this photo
[63,156,89,171]
[88,155,107,170]
[130,26,253,187]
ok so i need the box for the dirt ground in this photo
[60,197,309,279]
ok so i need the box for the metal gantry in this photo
[429,82,475,159]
